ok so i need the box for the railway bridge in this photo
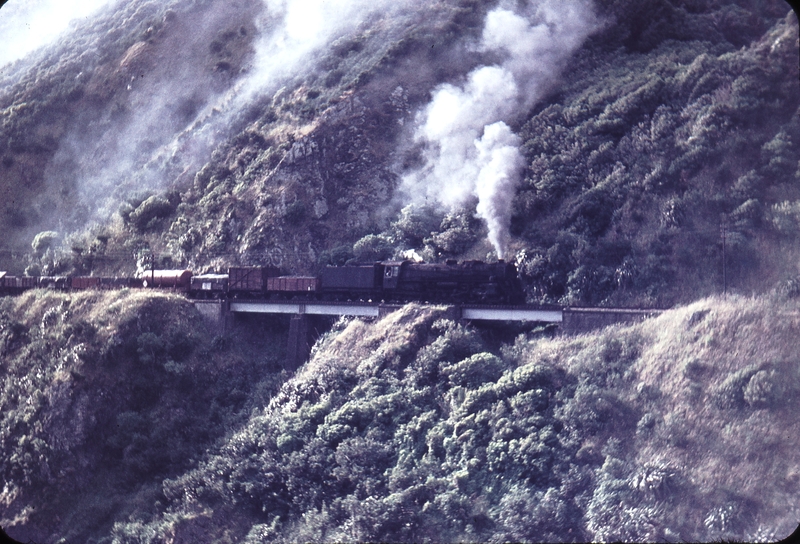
[193,299,662,369]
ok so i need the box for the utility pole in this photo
[137,248,156,287]
[720,214,727,296]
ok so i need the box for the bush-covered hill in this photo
[0,290,288,543]
[513,7,800,306]
[0,0,797,307]
[2,296,794,542]
[1,0,800,542]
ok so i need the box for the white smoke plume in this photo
[36,0,416,224]
[243,0,403,99]
[192,0,418,136]
[0,0,114,69]
[474,122,524,257]
[401,0,597,259]
[104,0,419,200]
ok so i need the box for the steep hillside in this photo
[0,290,288,543]
[2,296,790,542]
[513,6,800,306]
[0,1,799,541]
[0,0,797,307]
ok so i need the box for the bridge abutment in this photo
[193,300,229,333]
[560,308,661,334]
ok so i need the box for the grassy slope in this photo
[101,295,800,543]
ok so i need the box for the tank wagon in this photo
[141,269,192,288]
[0,260,525,304]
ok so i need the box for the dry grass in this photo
[492,294,800,539]
[620,295,800,538]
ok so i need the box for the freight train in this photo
[0,260,526,304]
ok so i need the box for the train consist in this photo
[0,260,526,304]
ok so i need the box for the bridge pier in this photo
[286,314,311,370]
[285,314,331,370]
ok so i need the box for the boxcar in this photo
[266,276,320,293]
[228,266,281,295]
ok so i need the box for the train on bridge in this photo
[0,260,526,305]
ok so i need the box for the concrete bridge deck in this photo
[227,300,564,322]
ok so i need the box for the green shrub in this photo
[424,213,479,257]
[352,234,394,262]
[711,365,760,410]
[128,195,175,231]
[743,369,782,409]
[442,352,505,388]
[390,205,441,248]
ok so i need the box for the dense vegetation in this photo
[1,0,799,541]
[108,299,800,543]
[0,290,288,542]
[3,295,800,542]
[513,9,800,306]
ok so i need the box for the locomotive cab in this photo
[382,261,407,290]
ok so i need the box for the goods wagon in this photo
[99,277,144,289]
[0,272,27,293]
[0,275,39,292]
[71,277,101,290]
[266,276,320,293]
[1,274,13,293]
[190,274,228,298]
[15,276,39,289]
[228,266,281,294]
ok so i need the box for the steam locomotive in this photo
[0,260,526,305]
